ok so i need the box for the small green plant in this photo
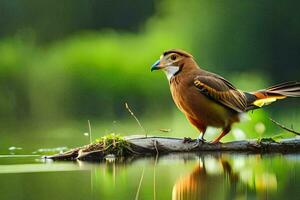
[91,133,131,156]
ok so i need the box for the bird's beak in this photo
[151,59,162,71]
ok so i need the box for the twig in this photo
[153,153,158,200]
[153,140,159,156]
[135,167,145,200]
[269,118,300,136]
[88,120,92,143]
[125,102,147,137]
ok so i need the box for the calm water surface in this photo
[1,116,300,200]
[0,153,299,200]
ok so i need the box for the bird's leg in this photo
[195,126,207,144]
[196,129,207,143]
[211,127,231,144]
[201,130,206,141]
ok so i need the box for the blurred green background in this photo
[1,0,300,152]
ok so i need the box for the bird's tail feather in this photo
[245,81,300,109]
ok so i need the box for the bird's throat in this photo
[163,66,180,81]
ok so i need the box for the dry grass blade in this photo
[269,118,300,136]
[158,128,171,133]
[153,154,158,200]
[88,120,92,143]
[135,167,145,200]
[153,140,159,155]
[125,102,147,137]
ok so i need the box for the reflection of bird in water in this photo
[172,157,239,200]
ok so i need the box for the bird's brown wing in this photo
[193,74,247,112]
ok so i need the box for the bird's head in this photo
[151,49,196,80]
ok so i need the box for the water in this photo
[1,113,300,200]
[0,153,299,200]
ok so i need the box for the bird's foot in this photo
[196,137,206,144]
[183,137,194,143]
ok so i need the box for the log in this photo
[45,136,300,161]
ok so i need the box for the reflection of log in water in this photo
[172,157,239,200]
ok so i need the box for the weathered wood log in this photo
[45,136,300,161]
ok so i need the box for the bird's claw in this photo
[196,137,206,144]
[183,137,207,145]
[183,137,194,143]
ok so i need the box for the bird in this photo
[151,49,300,144]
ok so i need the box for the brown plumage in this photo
[151,49,300,143]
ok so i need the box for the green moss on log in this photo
[81,133,131,156]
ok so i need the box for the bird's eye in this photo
[170,55,177,61]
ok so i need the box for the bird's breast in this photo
[170,77,238,127]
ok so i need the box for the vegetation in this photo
[88,133,131,156]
